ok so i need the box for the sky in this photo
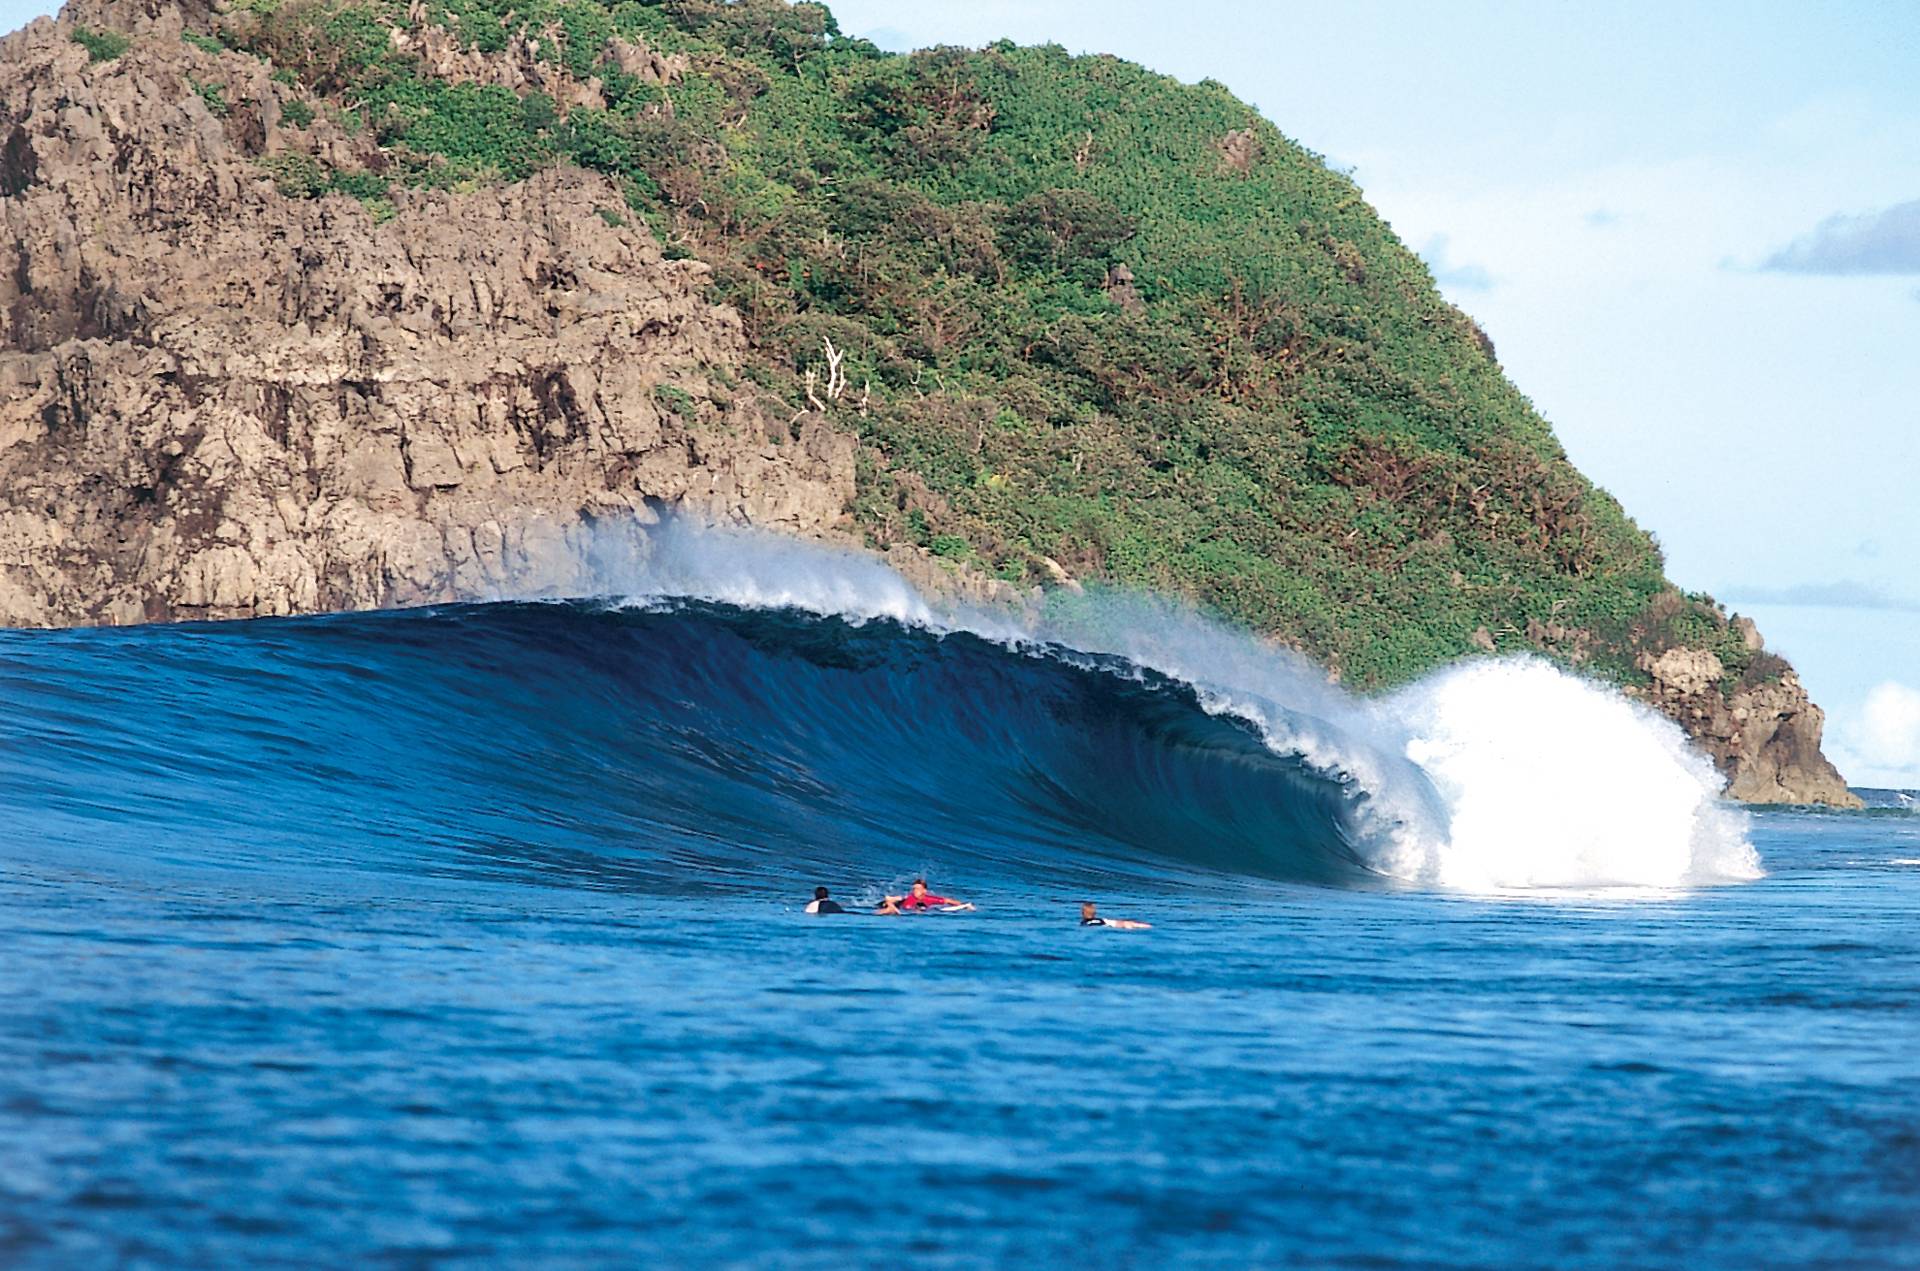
[5,0,1916,785]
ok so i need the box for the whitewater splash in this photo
[580,519,1759,893]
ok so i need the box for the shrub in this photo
[279,98,315,128]
[328,169,388,202]
[72,27,131,62]
[929,534,974,561]
[601,69,663,113]
[383,81,554,182]
[191,79,231,117]
[564,109,633,172]
[654,384,696,416]
[997,188,1136,276]
[259,152,327,197]
[257,154,390,213]
[255,2,392,94]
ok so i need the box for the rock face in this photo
[1633,646,1860,808]
[0,11,853,625]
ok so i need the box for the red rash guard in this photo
[899,892,953,910]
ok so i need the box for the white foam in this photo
[611,519,940,628]
[1385,658,1758,889]
[568,518,1760,894]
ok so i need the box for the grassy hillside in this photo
[172,0,1763,692]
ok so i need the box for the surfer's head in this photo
[814,886,830,900]
[1081,901,1097,921]
[911,879,928,897]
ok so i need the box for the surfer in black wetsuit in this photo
[805,886,846,915]
[1080,901,1150,930]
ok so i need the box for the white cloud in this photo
[1860,683,1920,763]
[1833,681,1920,787]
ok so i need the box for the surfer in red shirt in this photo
[876,878,976,914]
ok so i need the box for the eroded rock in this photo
[1632,644,1859,808]
[0,17,854,625]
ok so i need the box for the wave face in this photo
[0,524,1758,894]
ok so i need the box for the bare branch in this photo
[821,336,846,402]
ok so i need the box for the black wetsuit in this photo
[1080,917,1107,926]
[810,899,846,914]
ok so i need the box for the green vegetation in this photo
[280,98,315,128]
[930,534,975,563]
[191,77,230,116]
[184,31,227,54]
[654,384,697,417]
[215,0,1754,692]
[257,153,393,219]
[71,26,130,61]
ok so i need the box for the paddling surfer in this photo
[1080,901,1150,930]
[805,886,846,915]
[877,878,975,914]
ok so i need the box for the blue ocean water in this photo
[2,592,1918,1268]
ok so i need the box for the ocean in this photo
[3,530,1916,1268]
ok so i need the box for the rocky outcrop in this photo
[1632,643,1860,808]
[0,13,853,624]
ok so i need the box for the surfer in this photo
[1080,901,1150,930]
[878,879,975,914]
[805,886,846,915]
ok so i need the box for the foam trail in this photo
[582,517,1756,893]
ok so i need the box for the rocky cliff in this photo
[0,0,1859,806]
[0,6,853,624]
[1632,629,1856,806]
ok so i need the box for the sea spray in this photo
[620,519,942,629]
[1387,659,1759,889]
[572,517,1757,892]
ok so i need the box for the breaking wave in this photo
[0,520,1757,897]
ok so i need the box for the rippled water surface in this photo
[2,601,1917,1267]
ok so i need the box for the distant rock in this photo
[1633,647,1859,808]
